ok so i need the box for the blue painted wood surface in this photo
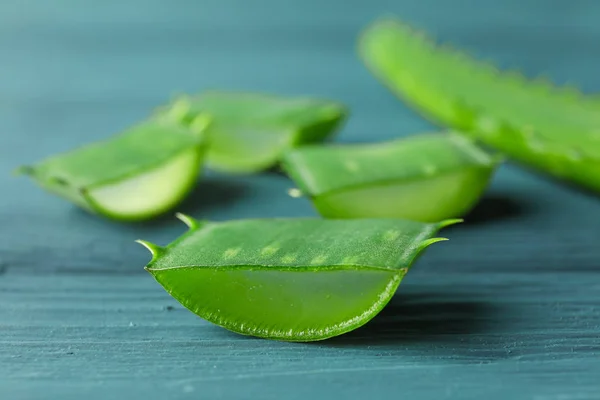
[1,1,599,399]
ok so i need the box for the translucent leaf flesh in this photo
[142,217,459,341]
[202,124,294,174]
[359,18,600,192]
[282,133,498,222]
[163,91,348,173]
[152,267,401,341]
[18,118,207,221]
[313,167,493,222]
[87,148,202,220]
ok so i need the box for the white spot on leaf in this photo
[261,246,280,256]
[223,248,241,259]
[567,149,582,162]
[590,131,600,141]
[475,115,499,135]
[310,255,328,265]
[344,160,360,172]
[281,254,297,263]
[423,165,437,176]
[528,139,546,153]
[342,256,359,264]
[522,125,535,138]
[383,230,401,241]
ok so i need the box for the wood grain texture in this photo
[1,0,599,399]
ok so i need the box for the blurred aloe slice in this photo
[282,133,500,222]
[17,116,209,221]
[161,91,348,173]
[359,17,600,192]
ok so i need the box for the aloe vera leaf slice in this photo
[140,215,460,341]
[18,117,209,221]
[163,91,348,173]
[359,18,600,192]
[282,133,499,222]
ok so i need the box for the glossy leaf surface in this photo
[163,91,348,173]
[18,117,209,221]
[282,133,499,222]
[141,215,459,341]
[359,18,600,192]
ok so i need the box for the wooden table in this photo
[1,1,599,398]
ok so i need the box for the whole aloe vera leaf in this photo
[359,18,600,192]
[162,91,348,173]
[140,215,459,341]
[282,133,499,222]
[17,117,210,221]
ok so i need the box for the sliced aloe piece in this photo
[359,18,600,192]
[139,215,459,341]
[282,133,499,222]
[18,117,210,221]
[162,91,348,173]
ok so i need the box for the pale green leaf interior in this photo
[87,148,201,220]
[152,267,401,341]
[19,118,207,220]
[282,133,497,221]
[313,167,493,222]
[282,133,496,197]
[205,124,294,173]
[163,91,348,173]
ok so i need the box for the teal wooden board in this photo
[1,0,599,399]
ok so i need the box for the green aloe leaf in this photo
[139,214,460,341]
[17,116,210,221]
[282,133,499,222]
[162,91,348,173]
[359,17,600,192]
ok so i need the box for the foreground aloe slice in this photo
[18,117,209,221]
[163,91,348,173]
[359,18,600,192]
[140,215,459,341]
[282,133,499,222]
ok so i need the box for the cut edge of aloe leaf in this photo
[282,133,501,222]
[138,216,461,341]
[205,107,349,174]
[203,126,297,174]
[311,166,496,222]
[16,117,210,221]
[150,266,404,342]
[161,92,349,174]
[84,147,204,221]
[18,147,205,222]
